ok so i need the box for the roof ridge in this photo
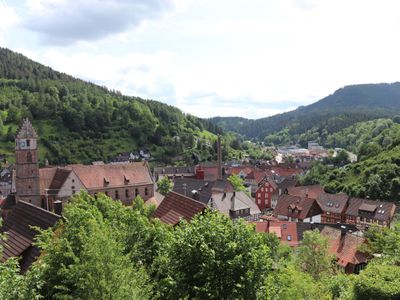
[18,200,61,217]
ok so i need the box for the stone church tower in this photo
[15,119,41,206]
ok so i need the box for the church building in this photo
[14,119,154,211]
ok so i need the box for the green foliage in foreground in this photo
[1,192,400,299]
[159,211,272,299]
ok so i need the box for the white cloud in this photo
[24,0,176,45]
[0,2,20,45]
[4,0,400,119]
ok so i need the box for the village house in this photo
[173,178,234,205]
[317,193,349,224]
[110,151,140,163]
[153,191,207,226]
[255,177,277,211]
[345,197,396,228]
[153,166,196,181]
[254,218,368,274]
[270,177,297,209]
[287,184,326,199]
[227,165,269,196]
[210,191,261,220]
[320,226,369,274]
[173,177,261,220]
[254,218,304,247]
[273,194,322,222]
[38,162,154,209]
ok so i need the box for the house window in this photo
[145,187,148,196]
[125,189,129,198]
[115,190,119,199]
[287,235,292,241]
[26,140,30,147]
[135,188,139,196]
[27,152,32,163]
[72,179,75,183]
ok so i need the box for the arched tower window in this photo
[27,152,32,163]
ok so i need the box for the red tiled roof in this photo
[287,185,325,199]
[254,220,300,247]
[229,166,267,184]
[1,201,60,272]
[317,193,349,214]
[153,191,206,225]
[39,167,72,196]
[273,194,321,220]
[202,166,220,181]
[39,167,58,195]
[66,162,153,190]
[320,226,369,267]
[229,166,253,176]
[270,166,303,177]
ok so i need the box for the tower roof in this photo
[16,118,38,139]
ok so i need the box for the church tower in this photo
[15,119,41,206]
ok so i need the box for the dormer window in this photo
[103,178,110,187]
[124,176,130,185]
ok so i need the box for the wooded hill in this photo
[300,118,400,202]
[210,83,400,144]
[0,47,230,165]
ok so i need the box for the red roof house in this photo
[273,194,322,222]
[153,191,207,226]
[287,185,325,200]
[320,226,370,273]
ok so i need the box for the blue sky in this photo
[1,0,400,119]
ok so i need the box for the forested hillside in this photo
[300,118,400,202]
[210,83,400,143]
[0,47,231,165]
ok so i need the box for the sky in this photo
[1,0,400,119]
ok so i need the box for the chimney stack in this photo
[217,135,222,180]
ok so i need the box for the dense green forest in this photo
[0,47,249,165]
[298,118,400,202]
[265,117,398,149]
[210,83,400,143]
[2,192,400,299]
